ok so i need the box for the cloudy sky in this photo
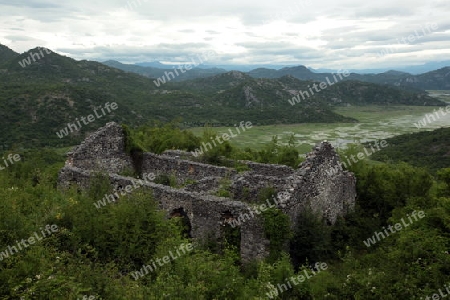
[0,0,449,69]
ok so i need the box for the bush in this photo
[262,208,292,262]
[290,208,332,268]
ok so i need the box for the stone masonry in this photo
[58,122,356,262]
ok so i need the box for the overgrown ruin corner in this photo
[57,122,356,262]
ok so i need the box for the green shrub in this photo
[216,178,231,198]
[257,186,277,204]
[262,208,292,262]
[290,208,332,268]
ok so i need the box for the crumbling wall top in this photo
[66,122,133,174]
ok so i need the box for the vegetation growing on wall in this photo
[262,208,293,263]
[257,186,277,204]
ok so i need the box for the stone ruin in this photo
[58,122,356,262]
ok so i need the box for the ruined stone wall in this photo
[58,166,269,262]
[183,176,223,194]
[162,150,197,160]
[231,174,289,203]
[161,150,295,178]
[280,142,356,226]
[142,153,236,184]
[241,161,295,177]
[65,122,133,174]
[58,122,357,262]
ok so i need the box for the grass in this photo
[187,104,450,155]
[51,146,75,156]
[426,90,450,103]
[53,98,450,158]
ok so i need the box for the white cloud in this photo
[0,0,448,69]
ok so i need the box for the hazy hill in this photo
[248,65,327,81]
[248,66,450,91]
[181,73,443,107]
[100,57,450,91]
[318,80,442,106]
[135,60,450,74]
[207,75,356,124]
[135,61,169,68]
[394,67,450,90]
[103,60,226,82]
[174,73,443,123]
[345,68,450,90]
[171,70,253,95]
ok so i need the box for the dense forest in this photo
[1,125,449,299]
[370,126,450,173]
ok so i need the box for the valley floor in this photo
[188,104,450,154]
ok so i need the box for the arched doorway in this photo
[170,207,192,238]
[220,211,241,256]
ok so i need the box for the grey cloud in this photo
[57,43,217,63]
[355,6,416,18]
[0,0,448,69]
[1,0,64,9]
[4,35,37,42]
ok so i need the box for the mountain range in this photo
[0,44,446,149]
[103,60,450,91]
[122,60,450,75]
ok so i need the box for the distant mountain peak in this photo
[135,61,168,68]
[209,70,249,80]
[0,43,17,53]
[283,65,312,73]
[227,70,248,79]
[0,44,20,66]
[383,70,410,75]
